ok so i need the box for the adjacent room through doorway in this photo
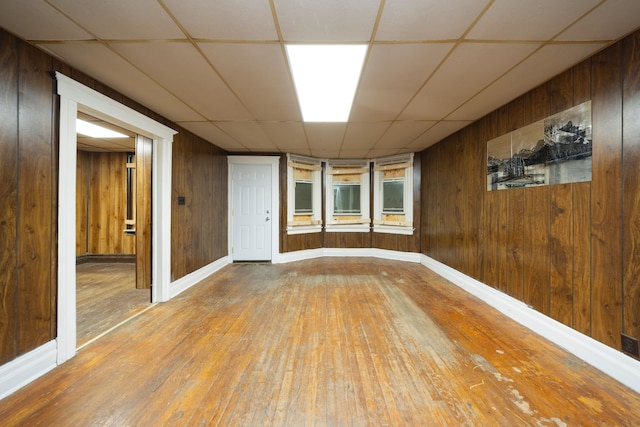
[75,113,152,348]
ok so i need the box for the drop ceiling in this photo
[1,0,639,158]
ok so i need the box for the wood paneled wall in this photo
[0,35,56,365]
[76,151,136,256]
[171,132,228,281]
[422,30,640,352]
[280,153,422,253]
[0,27,229,366]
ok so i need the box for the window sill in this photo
[373,224,414,235]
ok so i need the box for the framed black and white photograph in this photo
[487,101,592,191]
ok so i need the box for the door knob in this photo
[265,217,270,222]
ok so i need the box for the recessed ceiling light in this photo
[76,118,128,138]
[286,44,367,122]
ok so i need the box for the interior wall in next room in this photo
[76,150,135,257]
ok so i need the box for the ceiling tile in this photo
[367,148,403,158]
[44,43,201,122]
[77,136,136,152]
[351,43,454,121]
[556,0,640,41]
[342,122,392,150]
[274,0,379,42]
[0,1,90,40]
[48,0,184,39]
[373,121,437,149]
[310,149,341,159]
[400,42,540,120]
[110,42,252,121]
[304,123,348,151]
[408,121,473,150]
[163,0,278,40]
[338,149,372,159]
[448,43,606,121]
[467,0,600,41]
[376,0,488,41]
[257,122,307,151]
[177,121,247,151]
[199,43,301,121]
[215,122,278,151]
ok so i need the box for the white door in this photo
[232,163,272,261]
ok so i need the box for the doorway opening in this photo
[75,113,152,348]
[56,72,176,364]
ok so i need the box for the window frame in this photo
[373,153,414,235]
[293,179,314,215]
[325,159,370,233]
[286,154,322,234]
[381,177,405,214]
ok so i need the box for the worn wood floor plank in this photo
[1,258,639,426]
[76,262,150,347]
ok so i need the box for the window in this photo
[325,159,370,232]
[373,153,414,235]
[382,178,404,214]
[287,154,322,234]
[294,180,313,214]
[334,182,361,215]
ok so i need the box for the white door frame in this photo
[227,156,280,262]
[56,72,177,364]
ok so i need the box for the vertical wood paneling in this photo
[171,131,227,281]
[573,181,592,335]
[591,44,623,348]
[495,191,508,293]
[421,148,434,255]
[495,108,509,292]
[324,232,370,249]
[505,100,525,299]
[622,32,640,341]
[136,136,153,289]
[548,69,573,114]
[523,186,551,314]
[506,188,524,299]
[474,117,490,284]
[0,32,18,364]
[16,42,53,354]
[524,84,550,125]
[483,190,499,289]
[573,60,592,105]
[76,151,89,256]
[550,184,574,326]
[87,152,135,255]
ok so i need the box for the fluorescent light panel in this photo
[76,118,128,138]
[286,44,367,122]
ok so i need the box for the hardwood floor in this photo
[76,262,151,348]
[1,258,639,426]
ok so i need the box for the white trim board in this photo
[0,341,57,401]
[170,256,231,299]
[421,254,640,394]
[3,247,639,399]
[55,72,177,365]
[279,247,640,393]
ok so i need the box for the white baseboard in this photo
[276,247,421,264]
[0,341,57,400]
[421,254,640,393]
[169,256,230,298]
[3,251,638,402]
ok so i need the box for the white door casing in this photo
[228,156,280,262]
[56,72,176,364]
